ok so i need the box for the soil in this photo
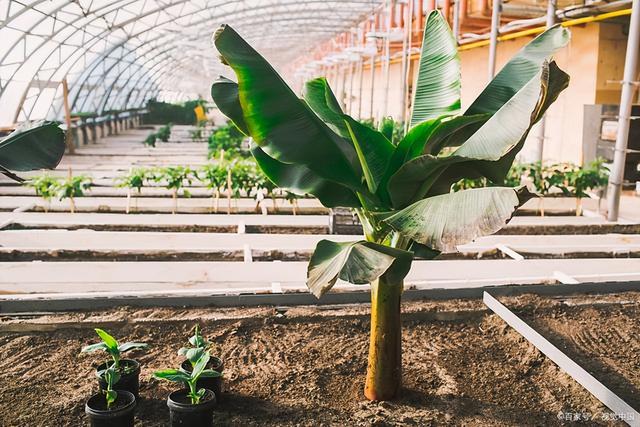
[0,293,638,426]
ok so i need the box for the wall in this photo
[336,21,620,166]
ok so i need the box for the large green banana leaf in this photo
[212,76,361,207]
[251,143,360,207]
[303,78,350,138]
[410,11,460,128]
[344,117,394,196]
[383,186,533,252]
[210,76,249,134]
[388,60,569,208]
[0,121,66,182]
[307,239,413,297]
[213,25,363,191]
[466,25,570,115]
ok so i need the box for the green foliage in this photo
[199,163,228,192]
[116,168,151,193]
[103,366,120,409]
[26,175,60,201]
[0,121,66,182]
[156,123,172,142]
[57,175,92,200]
[143,133,157,147]
[153,166,196,196]
[208,122,246,158]
[81,328,148,371]
[154,351,221,405]
[178,325,211,367]
[378,117,405,145]
[145,99,206,125]
[451,160,609,199]
[210,13,570,298]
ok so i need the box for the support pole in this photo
[358,57,365,118]
[369,55,376,120]
[607,0,640,221]
[62,78,75,154]
[400,0,413,127]
[488,0,501,80]
[382,0,393,119]
[453,0,461,42]
[532,0,557,162]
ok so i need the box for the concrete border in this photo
[1,280,638,313]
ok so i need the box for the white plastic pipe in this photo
[607,0,640,221]
[488,0,502,80]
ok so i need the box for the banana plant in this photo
[0,121,65,182]
[211,12,570,400]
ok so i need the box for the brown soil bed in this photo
[0,293,638,426]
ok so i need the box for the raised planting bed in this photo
[1,231,640,262]
[0,293,638,425]
[0,196,326,215]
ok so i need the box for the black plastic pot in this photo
[167,389,216,427]
[180,356,224,400]
[96,359,141,398]
[85,390,136,427]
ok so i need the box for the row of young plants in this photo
[142,123,173,147]
[24,160,302,214]
[82,326,223,426]
[452,158,609,215]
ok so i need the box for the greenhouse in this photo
[1,0,639,425]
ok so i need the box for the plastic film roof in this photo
[0,0,380,125]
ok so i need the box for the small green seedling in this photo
[154,166,195,214]
[117,168,150,213]
[154,352,220,405]
[178,325,210,368]
[81,328,148,372]
[156,123,172,142]
[103,366,120,409]
[144,133,157,147]
[57,174,92,213]
[25,175,60,212]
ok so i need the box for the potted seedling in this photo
[81,328,149,398]
[154,166,195,214]
[116,167,150,213]
[178,325,224,400]
[85,365,136,427]
[57,170,92,213]
[26,175,60,212]
[154,352,220,427]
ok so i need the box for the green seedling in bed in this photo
[117,167,151,213]
[25,175,60,212]
[567,158,609,216]
[200,163,228,213]
[211,12,569,400]
[57,173,92,213]
[103,366,120,409]
[143,133,157,147]
[154,166,196,214]
[156,123,172,142]
[82,328,148,374]
[154,352,221,405]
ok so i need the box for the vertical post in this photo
[400,0,410,126]
[607,0,640,221]
[488,0,501,80]
[404,0,415,131]
[532,0,557,162]
[453,0,461,42]
[62,78,75,154]
[369,55,376,120]
[358,57,365,118]
[348,59,355,114]
[382,0,393,119]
